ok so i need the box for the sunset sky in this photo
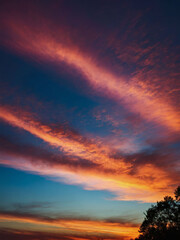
[0,0,179,239]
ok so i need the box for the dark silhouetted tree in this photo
[135,186,180,240]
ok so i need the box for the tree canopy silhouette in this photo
[135,186,180,240]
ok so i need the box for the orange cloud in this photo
[0,211,139,240]
[1,16,179,133]
[0,106,178,202]
[0,105,128,171]
[0,10,179,202]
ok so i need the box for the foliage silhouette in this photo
[135,186,180,240]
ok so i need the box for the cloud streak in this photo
[0,10,179,133]
[0,210,139,240]
[0,229,126,240]
[0,107,179,202]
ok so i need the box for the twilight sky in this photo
[0,0,179,239]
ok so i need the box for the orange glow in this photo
[0,213,139,239]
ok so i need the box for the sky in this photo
[0,0,179,239]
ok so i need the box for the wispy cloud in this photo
[0,108,179,202]
[0,11,179,133]
[0,1,179,239]
[0,210,139,240]
[12,202,52,211]
[0,229,129,240]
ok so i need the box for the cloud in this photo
[12,202,52,211]
[0,135,99,172]
[0,7,179,133]
[0,210,139,240]
[0,105,129,172]
[0,1,179,203]
[0,229,128,240]
[0,110,179,202]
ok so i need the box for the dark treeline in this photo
[133,186,180,240]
